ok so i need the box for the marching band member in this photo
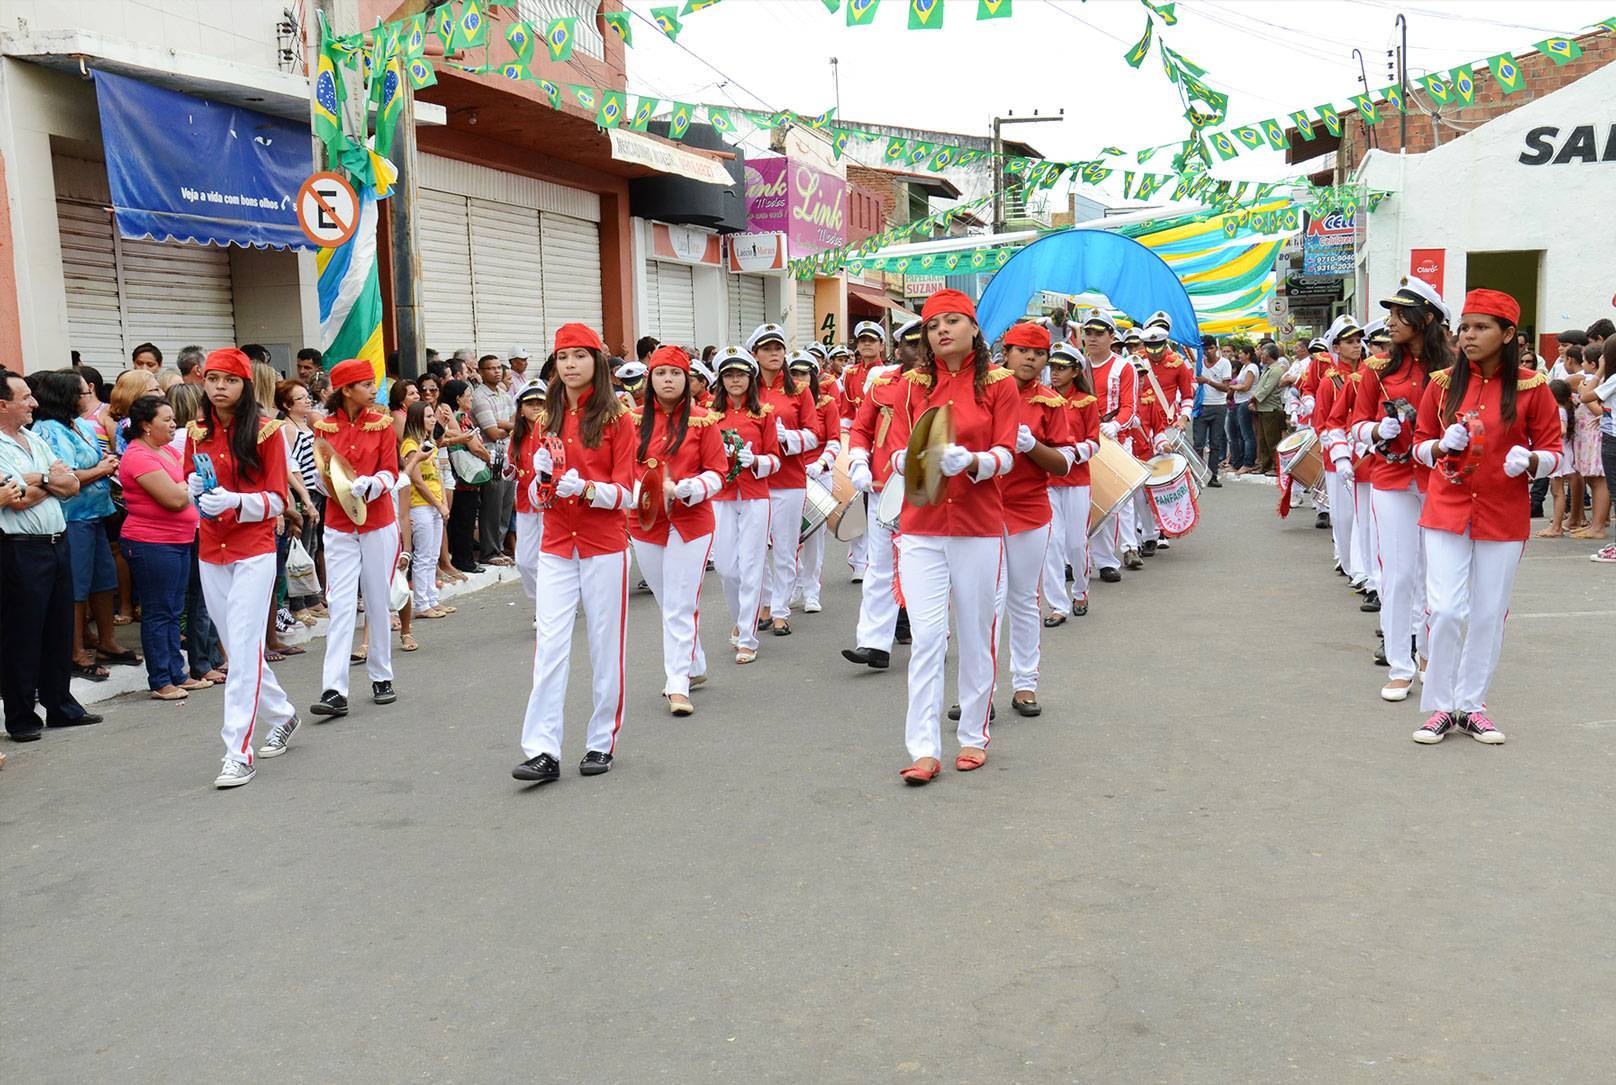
[183,348,299,787]
[709,347,781,666]
[1041,342,1099,621]
[1140,323,1195,551]
[628,346,727,717]
[842,322,887,581]
[1349,278,1452,702]
[614,360,647,409]
[748,323,821,637]
[1122,327,1143,357]
[1315,317,1362,584]
[1327,319,1383,608]
[509,382,548,600]
[513,323,636,783]
[794,351,843,615]
[996,323,1074,717]
[1410,289,1561,746]
[1297,336,1334,527]
[887,289,1018,784]
[842,319,920,670]
[689,360,715,408]
[1084,313,1141,580]
[310,359,403,720]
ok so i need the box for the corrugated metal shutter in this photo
[540,213,603,341]
[419,189,476,356]
[796,278,817,349]
[119,235,235,354]
[646,260,695,348]
[56,201,125,370]
[468,198,545,358]
[727,273,766,345]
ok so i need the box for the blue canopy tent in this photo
[975,230,1202,360]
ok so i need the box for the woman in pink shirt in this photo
[118,394,205,700]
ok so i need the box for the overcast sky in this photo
[622,0,1610,187]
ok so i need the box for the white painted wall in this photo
[1357,60,1616,332]
[2,0,291,71]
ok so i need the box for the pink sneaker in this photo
[1413,711,1457,744]
[1461,712,1505,744]
[1592,544,1616,564]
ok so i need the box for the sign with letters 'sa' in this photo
[1518,124,1616,165]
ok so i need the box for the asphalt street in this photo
[3,480,1613,1083]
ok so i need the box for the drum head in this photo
[877,479,905,528]
[1276,430,1313,454]
[831,492,867,542]
[1148,454,1188,484]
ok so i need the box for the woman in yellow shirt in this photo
[401,402,453,619]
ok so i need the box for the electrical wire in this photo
[624,3,781,113]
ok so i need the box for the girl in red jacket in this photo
[709,347,781,666]
[1410,290,1563,745]
[1041,342,1100,621]
[791,351,844,615]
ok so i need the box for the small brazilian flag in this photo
[629,97,659,132]
[1381,83,1406,113]
[908,0,943,30]
[1124,17,1153,68]
[667,102,694,140]
[1420,72,1450,104]
[571,84,597,110]
[1350,94,1380,126]
[822,0,841,11]
[1142,0,1178,25]
[433,2,458,52]
[651,6,682,41]
[977,0,1011,18]
[406,55,437,90]
[1232,126,1264,151]
[595,90,626,129]
[1316,104,1342,137]
[707,107,736,134]
[1288,111,1316,141]
[545,18,576,63]
[928,146,955,172]
[499,62,527,82]
[847,0,880,27]
[1260,118,1287,148]
[683,0,724,13]
[506,21,535,62]
[537,80,561,109]
[457,0,488,49]
[1534,37,1581,65]
[831,128,850,159]
[1208,132,1239,161]
[602,12,633,45]
[1488,54,1524,95]
[1136,146,1159,164]
[401,14,427,58]
[1449,66,1475,106]
[885,138,910,163]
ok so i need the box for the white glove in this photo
[1335,458,1355,485]
[673,477,699,503]
[196,488,241,517]
[806,459,827,480]
[1100,421,1120,440]
[939,444,972,477]
[554,468,586,499]
[1376,416,1402,441]
[1073,441,1094,464]
[776,420,803,456]
[1015,424,1036,453]
[736,442,756,469]
[350,475,383,502]
[186,472,208,498]
[848,460,873,493]
[1152,433,1172,454]
[526,478,541,507]
[1300,395,1315,417]
[532,445,554,476]
[1502,445,1532,478]
[890,449,907,475]
[1438,422,1470,454]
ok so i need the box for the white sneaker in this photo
[1380,679,1413,702]
[850,573,864,583]
[214,760,255,788]
[1156,539,1171,550]
[804,600,822,613]
[258,713,300,758]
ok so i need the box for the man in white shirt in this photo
[506,347,533,395]
[1193,345,1233,485]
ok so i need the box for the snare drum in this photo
[1087,436,1152,537]
[828,455,867,542]
[1143,454,1199,538]
[1164,426,1210,489]
[1276,429,1325,491]
[799,480,840,542]
[875,479,904,530]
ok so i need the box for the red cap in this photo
[554,322,604,353]
[647,344,690,373]
[920,288,977,324]
[202,348,252,381]
[1461,288,1520,327]
[1002,323,1051,352]
[329,359,375,390]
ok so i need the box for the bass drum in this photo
[800,480,840,542]
[1087,435,1151,537]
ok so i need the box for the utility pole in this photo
[1352,48,1377,151]
[1394,14,1408,152]
[390,79,424,378]
[829,57,840,120]
[990,110,1063,235]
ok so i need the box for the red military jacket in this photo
[886,365,1019,538]
[759,370,820,491]
[840,360,870,418]
[1091,353,1138,437]
[628,403,727,545]
[1313,359,1353,474]
[514,427,542,516]
[1351,353,1435,494]
[312,407,399,534]
[540,389,635,559]
[813,389,843,449]
[1324,362,1375,485]
[1132,384,1170,460]
[999,380,1073,533]
[185,417,289,565]
[1153,352,1195,421]
[848,365,908,491]
[712,401,779,502]
[1049,388,1099,489]
[1415,365,1560,542]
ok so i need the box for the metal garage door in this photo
[418,189,477,357]
[727,272,766,345]
[468,198,545,358]
[796,278,817,349]
[646,259,695,349]
[541,213,603,342]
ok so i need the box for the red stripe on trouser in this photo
[608,550,628,753]
[980,539,1004,746]
[240,644,264,763]
[688,533,715,671]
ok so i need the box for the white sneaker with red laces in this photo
[1461,712,1506,744]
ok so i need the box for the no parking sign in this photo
[296,171,359,248]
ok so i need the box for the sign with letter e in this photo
[297,172,359,248]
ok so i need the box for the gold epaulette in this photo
[1347,370,1363,383]
[360,410,392,432]
[983,367,1014,384]
[687,411,719,428]
[186,421,208,441]
[1429,369,1452,388]
[1518,369,1548,390]
[1030,394,1065,409]
[1140,391,1157,404]
[312,418,339,434]
[817,394,837,410]
[1069,394,1097,409]
[1367,355,1392,372]
[902,369,932,388]
[258,418,285,442]
[606,397,630,420]
[628,410,644,425]
[759,403,776,416]
[868,373,894,389]
[1157,358,1184,369]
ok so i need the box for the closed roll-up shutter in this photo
[647,260,695,348]
[419,189,476,356]
[796,278,817,349]
[728,273,766,345]
[56,200,125,370]
[541,213,603,340]
[468,198,545,357]
[119,235,236,354]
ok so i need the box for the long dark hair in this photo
[637,369,692,462]
[1384,303,1453,382]
[921,330,994,402]
[711,366,763,415]
[199,373,265,480]
[30,369,85,425]
[510,393,544,457]
[544,347,616,449]
[1442,315,1520,426]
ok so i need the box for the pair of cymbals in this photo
[313,438,367,525]
[903,404,953,507]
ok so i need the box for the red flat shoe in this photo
[955,749,987,771]
[899,757,941,785]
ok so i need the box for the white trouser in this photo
[899,534,1005,761]
[848,532,868,576]
[766,487,805,617]
[1371,486,1427,682]
[632,529,713,696]
[1090,493,1135,571]
[999,524,1051,693]
[1324,470,1355,577]
[714,498,770,653]
[408,505,443,612]
[321,523,400,696]
[854,482,900,652]
[796,478,830,605]
[520,549,629,759]
[1132,486,1159,543]
[514,509,543,601]
[1420,528,1523,714]
[1352,480,1379,593]
[1042,486,1092,613]
[199,554,294,766]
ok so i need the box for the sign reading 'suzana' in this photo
[1518,125,1616,165]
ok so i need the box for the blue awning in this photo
[91,69,313,250]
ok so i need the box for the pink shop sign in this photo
[746,157,847,257]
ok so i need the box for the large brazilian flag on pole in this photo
[318,187,385,383]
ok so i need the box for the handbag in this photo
[285,537,322,598]
[449,445,492,486]
[388,564,412,613]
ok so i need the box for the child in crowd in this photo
[1537,379,1578,538]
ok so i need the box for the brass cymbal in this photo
[313,438,367,526]
[903,403,953,507]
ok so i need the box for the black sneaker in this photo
[512,752,561,782]
[1141,539,1157,557]
[894,609,911,645]
[1359,590,1381,612]
[1373,643,1389,667]
[310,690,349,718]
[1413,711,1458,744]
[1099,566,1122,583]
[1123,549,1144,570]
[841,647,891,669]
[579,750,613,776]
[1316,512,1331,529]
[1207,477,1223,488]
[946,703,996,722]
[371,680,396,705]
